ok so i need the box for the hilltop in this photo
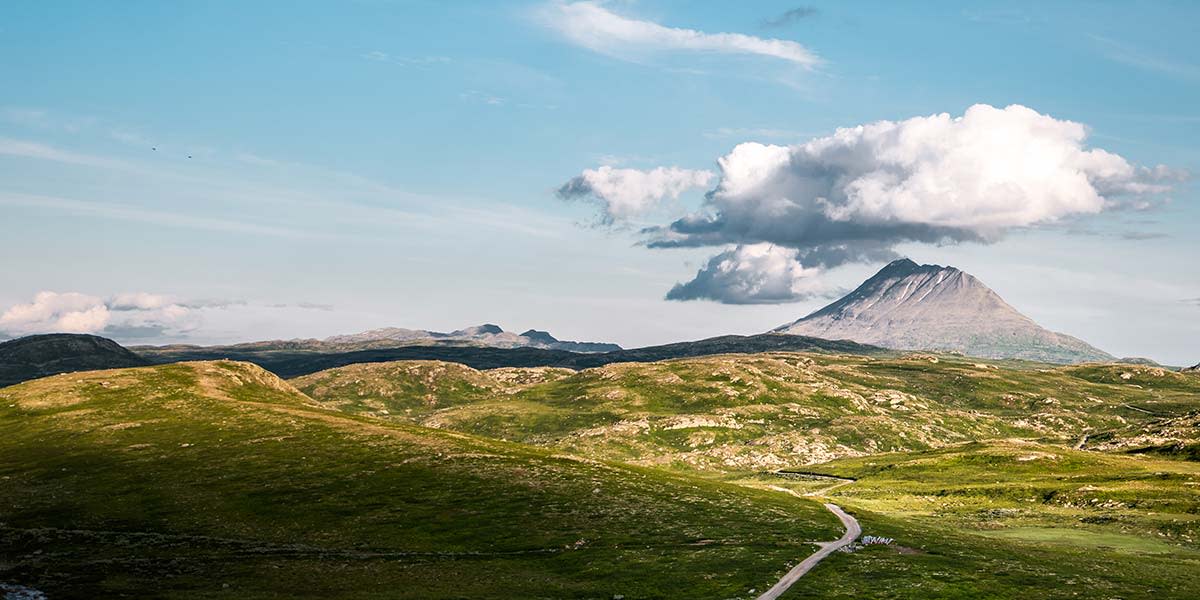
[0,333,148,387]
[294,354,1200,471]
[774,259,1113,364]
[0,360,838,598]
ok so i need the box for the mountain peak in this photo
[773,260,1111,364]
[452,324,505,336]
[519,329,559,344]
[880,257,920,273]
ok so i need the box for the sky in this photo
[0,1,1198,365]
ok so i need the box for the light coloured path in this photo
[755,503,861,600]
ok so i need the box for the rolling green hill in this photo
[5,353,1200,598]
[291,353,1200,598]
[295,353,1200,472]
[0,333,149,387]
[0,361,839,599]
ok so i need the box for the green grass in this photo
[5,354,1200,598]
[978,527,1182,554]
[293,353,1200,474]
[783,507,1200,599]
[0,361,839,599]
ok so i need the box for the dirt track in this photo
[755,503,861,600]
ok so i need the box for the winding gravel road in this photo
[755,503,861,600]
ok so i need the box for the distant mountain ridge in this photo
[324,324,621,353]
[773,258,1113,364]
[136,333,888,378]
[0,333,149,387]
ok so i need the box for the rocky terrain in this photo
[774,258,1113,364]
[294,354,1200,472]
[1083,411,1200,459]
[0,333,149,387]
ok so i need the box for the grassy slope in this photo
[777,442,1200,599]
[0,361,839,599]
[294,354,1200,472]
[294,354,1200,599]
[809,441,1200,545]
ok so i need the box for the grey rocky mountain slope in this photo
[1185,363,1200,373]
[773,258,1113,364]
[324,324,621,353]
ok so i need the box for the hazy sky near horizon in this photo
[1,1,1198,364]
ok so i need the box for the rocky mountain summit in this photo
[773,258,1112,364]
[325,324,621,353]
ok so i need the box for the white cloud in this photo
[362,51,451,66]
[459,90,506,106]
[703,127,817,140]
[641,104,1182,303]
[666,244,830,304]
[649,103,1178,248]
[538,1,821,67]
[0,291,200,340]
[1090,35,1200,82]
[0,136,131,170]
[557,165,713,223]
[0,192,326,239]
[0,292,110,335]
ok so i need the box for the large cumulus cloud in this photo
[666,243,832,304]
[630,104,1179,303]
[557,165,713,223]
[0,291,200,340]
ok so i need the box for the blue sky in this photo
[1,1,1197,364]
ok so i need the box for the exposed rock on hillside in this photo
[773,259,1112,364]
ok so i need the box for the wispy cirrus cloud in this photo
[0,136,133,170]
[0,192,328,239]
[761,7,818,29]
[361,51,451,67]
[1090,34,1200,82]
[702,126,818,140]
[537,1,821,68]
